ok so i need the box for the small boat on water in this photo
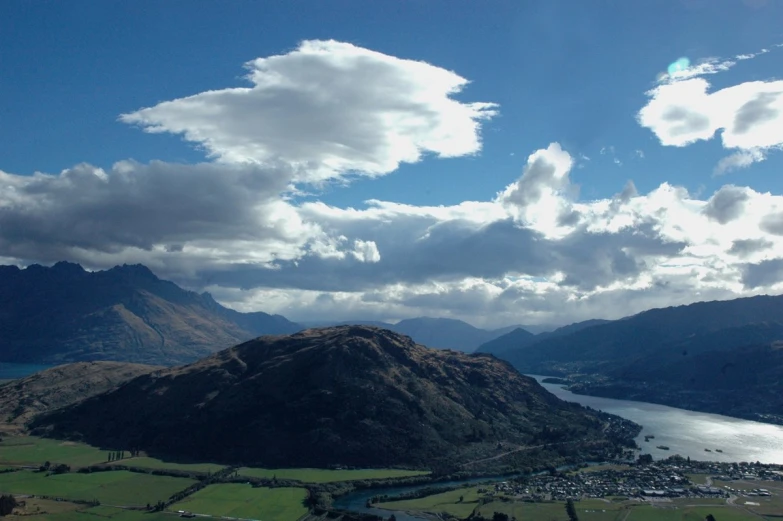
[705,449,712,452]
[715,449,723,453]
[656,445,670,450]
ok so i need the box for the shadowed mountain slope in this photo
[32,326,632,471]
[0,261,302,365]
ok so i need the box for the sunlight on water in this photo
[534,376,783,464]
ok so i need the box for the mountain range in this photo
[0,262,532,365]
[0,262,301,365]
[483,295,783,423]
[30,326,635,472]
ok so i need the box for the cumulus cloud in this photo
[638,45,783,172]
[3,41,783,328]
[713,149,765,176]
[121,40,497,183]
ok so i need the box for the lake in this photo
[531,375,783,465]
[0,362,53,380]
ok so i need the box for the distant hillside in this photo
[476,319,611,356]
[387,317,501,352]
[32,326,635,472]
[307,317,522,352]
[0,361,159,434]
[501,295,783,375]
[0,262,302,365]
[492,295,783,423]
[475,328,536,356]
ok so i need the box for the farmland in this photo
[238,467,430,483]
[109,456,225,473]
[0,469,196,506]
[170,484,308,520]
[0,437,109,468]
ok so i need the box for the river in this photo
[336,375,783,521]
[531,375,783,465]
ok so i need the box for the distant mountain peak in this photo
[0,261,302,366]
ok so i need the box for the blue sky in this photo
[2,1,783,327]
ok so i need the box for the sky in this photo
[1,0,783,328]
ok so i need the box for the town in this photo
[484,457,783,502]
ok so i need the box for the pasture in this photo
[110,456,225,473]
[170,484,308,520]
[0,469,196,506]
[7,503,173,521]
[0,436,108,468]
[378,486,483,518]
[238,467,429,483]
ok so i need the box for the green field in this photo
[0,469,196,506]
[625,505,758,521]
[379,486,483,518]
[238,467,429,483]
[7,502,173,521]
[170,484,308,520]
[0,436,110,468]
[110,456,225,473]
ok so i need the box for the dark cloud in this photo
[734,92,781,134]
[661,106,711,137]
[0,160,306,266]
[192,217,684,294]
[702,185,750,224]
[742,258,783,288]
[729,238,773,257]
[760,211,783,236]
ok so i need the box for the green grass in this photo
[0,469,196,506]
[378,486,483,518]
[686,473,709,485]
[626,505,759,521]
[7,504,174,521]
[238,467,429,483]
[170,484,308,521]
[110,456,225,473]
[0,436,110,468]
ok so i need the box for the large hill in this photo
[0,361,159,434]
[0,262,302,365]
[31,326,635,471]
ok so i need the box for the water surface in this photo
[0,362,53,380]
[531,375,783,464]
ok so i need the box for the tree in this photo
[565,499,579,521]
[705,515,716,521]
[492,512,508,521]
[0,495,18,516]
[458,496,464,503]
[388,515,397,521]
[637,454,653,465]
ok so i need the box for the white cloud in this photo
[3,41,783,329]
[121,40,497,183]
[638,45,783,172]
[713,149,765,176]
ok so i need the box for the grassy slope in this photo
[379,487,482,518]
[0,470,196,506]
[170,484,308,520]
[7,503,173,521]
[109,456,225,473]
[238,467,430,483]
[0,437,109,468]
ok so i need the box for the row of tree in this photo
[106,450,140,462]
